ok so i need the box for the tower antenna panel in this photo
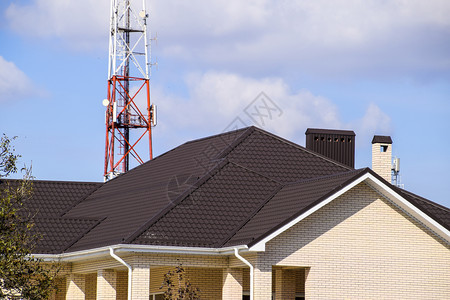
[104,0,155,181]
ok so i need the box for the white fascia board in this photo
[249,173,450,252]
[33,244,249,262]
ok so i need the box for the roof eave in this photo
[33,244,249,262]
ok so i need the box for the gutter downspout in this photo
[109,247,132,300]
[234,248,254,300]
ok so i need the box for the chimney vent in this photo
[305,128,356,168]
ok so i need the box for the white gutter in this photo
[234,248,254,300]
[109,247,132,300]
[35,244,249,262]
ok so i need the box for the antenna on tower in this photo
[104,0,157,181]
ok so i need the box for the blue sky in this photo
[1,0,449,208]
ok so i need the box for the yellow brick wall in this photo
[149,267,167,293]
[274,268,296,299]
[186,267,222,299]
[116,271,128,300]
[142,253,228,268]
[149,266,223,299]
[53,277,67,300]
[66,274,85,300]
[259,182,450,299]
[295,268,305,294]
[72,257,125,274]
[96,269,116,300]
[222,268,243,299]
[130,257,150,300]
[229,253,257,268]
[253,264,271,299]
[85,273,96,300]
[242,268,250,292]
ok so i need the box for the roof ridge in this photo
[215,127,257,159]
[183,127,251,146]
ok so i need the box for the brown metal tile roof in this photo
[131,161,281,247]
[0,180,103,254]
[0,180,101,218]
[7,126,449,253]
[32,217,103,254]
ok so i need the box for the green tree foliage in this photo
[160,264,201,300]
[0,134,59,299]
[0,135,20,177]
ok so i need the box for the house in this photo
[4,126,449,299]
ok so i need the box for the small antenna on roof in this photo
[392,157,404,188]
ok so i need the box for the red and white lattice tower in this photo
[104,0,156,181]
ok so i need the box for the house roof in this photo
[2,126,449,254]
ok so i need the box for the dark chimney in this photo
[305,128,356,168]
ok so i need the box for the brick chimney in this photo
[371,135,392,182]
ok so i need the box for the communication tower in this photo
[104,0,156,181]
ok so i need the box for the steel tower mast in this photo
[104,0,156,181]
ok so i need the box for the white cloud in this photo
[0,56,35,103]
[358,103,391,134]
[5,0,450,77]
[152,0,450,78]
[148,71,391,150]
[349,103,392,148]
[5,0,109,51]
